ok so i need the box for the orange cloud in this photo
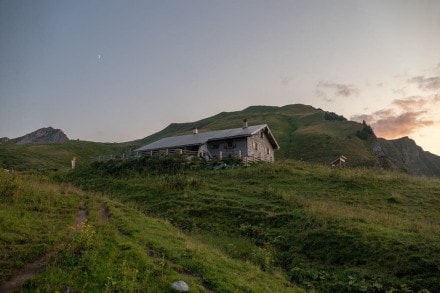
[351,95,439,139]
[372,111,434,139]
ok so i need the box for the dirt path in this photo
[0,200,88,292]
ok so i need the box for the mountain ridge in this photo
[1,104,439,177]
[134,104,440,177]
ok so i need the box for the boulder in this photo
[171,280,189,292]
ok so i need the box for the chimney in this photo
[243,119,248,128]
[193,127,198,134]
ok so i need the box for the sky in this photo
[1,0,440,155]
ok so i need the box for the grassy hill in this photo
[0,140,130,171]
[58,159,440,292]
[0,170,299,292]
[134,104,440,176]
[134,104,378,167]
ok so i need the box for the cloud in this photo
[408,75,440,91]
[317,81,359,97]
[391,96,428,111]
[404,64,440,91]
[350,95,439,139]
[371,111,434,138]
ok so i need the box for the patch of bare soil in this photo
[0,201,88,292]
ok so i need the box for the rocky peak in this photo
[374,137,440,177]
[12,127,69,144]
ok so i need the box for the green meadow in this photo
[0,167,299,292]
[56,158,440,292]
[1,154,440,292]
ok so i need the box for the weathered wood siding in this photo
[207,137,248,158]
[206,129,276,162]
[246,129,275,162]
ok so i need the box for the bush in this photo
[324,112,347,121]
[356,122,376,140]
[159,174,203,191]
[0,171,19,198]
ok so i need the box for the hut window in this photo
[211,143,219,149]
[260,131,264,139]
[253,141,258,150]
[226,140,233,148]
[266,148,270,155]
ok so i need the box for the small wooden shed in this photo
[330,155,347,167]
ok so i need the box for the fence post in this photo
[219,151,223,161]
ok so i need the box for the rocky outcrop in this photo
[11,127,69,144]
[374,137,440,177]
[0,137,10,144]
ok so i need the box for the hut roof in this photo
[135,124,279,152]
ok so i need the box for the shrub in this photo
[324,111,347,121]
[0,171,19,198]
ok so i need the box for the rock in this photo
[171,280,189,292]
[12,127,69,144]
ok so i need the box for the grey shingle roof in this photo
[135,124,279,152]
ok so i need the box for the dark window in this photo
[227,140,233,148]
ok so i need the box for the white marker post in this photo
[71,156,77,169]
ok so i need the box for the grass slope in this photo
[63,159,440,292]
[0,171,299,292]
[134,104,377,166]
[0,140,130,171]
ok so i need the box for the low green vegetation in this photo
[0,140,129,171]
[59,158,440,292]
[0,171,80,283]
[0,170,299,292]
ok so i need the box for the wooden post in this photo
[238,150,242,159]
[219,151,223,161]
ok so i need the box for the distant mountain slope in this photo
[134,104,440,177]
[375,137,440,177]
[10,127,69,144]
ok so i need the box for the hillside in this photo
[0,140,129,171]
[375,137,440,177]
[134,104,440,177]
[60,160,440,292]
[2,104,440,176]
[0,170,300,292]
[135,104,377,166]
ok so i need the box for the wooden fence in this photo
[92,148,268,165]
